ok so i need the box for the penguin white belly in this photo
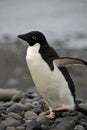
[26,44,75,110]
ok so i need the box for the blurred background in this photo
[0,0,87,101]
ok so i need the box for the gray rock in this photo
[79,103,87,111]
[74,125,85,130]
[1,118,21,129]
[31,92,39,98]
[76,98,84,104]
[39,111,49,117]
[56,117,76,130]
[7,103,23,113]
[25,98,32,103]
[16,126,25,130]
[26,119,42,130]
[12,95,21,102]
[0,89,21,101]
[23,102,34,111]
[54,118,62,124]
[41,125,50,130]
[80,119,87,128]
[62,111,78,117]
[2,101,14,107]
[31,97,41,102]
[24,111,38,120]
[74,112,85,120]
[37,117,52,125]
[8,112,22,120]
[6,127,16,130]
[32,101,39,106]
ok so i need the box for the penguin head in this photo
[18,31,47,46]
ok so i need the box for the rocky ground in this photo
[0,89,87,130]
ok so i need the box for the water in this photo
[0,0,87,48]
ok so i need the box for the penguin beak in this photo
[18,35,23,39]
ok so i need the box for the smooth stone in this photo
[56,117,75,130]
[16,126,25,130]
[31,92,39,98]
[2,101,14,107]
[54,118,62,124]
[41,125,50,130]
[31,97,41,102]
[7,103,23,113]
[39,99,45,105]
[1,118,21,129]
[24,111,38,120]
[79,103,87,111]
[0,89,21,101]
[23,102,34,111]
[62,111,78,117]
[26,119,42,130]
[74,125,85,130]
[12,95,21,102]
[74,112,85,120]
[6,127,16,130]
[76,98,84,104]
[37,117,52,125]
[33,104,42,114]
[80,119,87,127]
[8,112,22,120]
[25,98,32,103]
[32,101,39,106]
[39,111,49,117]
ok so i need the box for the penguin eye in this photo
[32,35,37,40]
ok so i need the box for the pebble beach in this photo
[0,89,87,130]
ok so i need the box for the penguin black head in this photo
[18,31,47,46]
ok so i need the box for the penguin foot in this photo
[46,111,55,119]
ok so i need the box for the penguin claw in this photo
[46,111,55,119]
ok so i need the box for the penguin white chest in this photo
[26,43,74,110]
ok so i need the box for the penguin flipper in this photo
[54,57,87,67]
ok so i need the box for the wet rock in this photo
[24,111,38,120]
[26,119,42,130]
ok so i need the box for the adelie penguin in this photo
[18,31,87,119]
